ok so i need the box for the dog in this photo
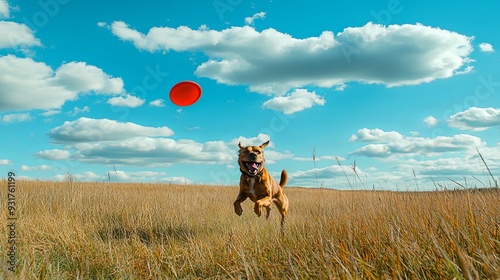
[233,140,289,227]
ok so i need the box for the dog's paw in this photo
[234,203,243,216]
[254,204,262,217]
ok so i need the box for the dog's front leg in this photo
[254,196,272,217]
[233,192,247,216]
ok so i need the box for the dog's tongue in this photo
[247,162,259,172]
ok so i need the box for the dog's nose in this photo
[249,153,257,160]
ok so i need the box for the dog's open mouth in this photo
[244,161,262,175]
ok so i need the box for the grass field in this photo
[1,179,499,279]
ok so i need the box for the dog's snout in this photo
[249,153,257,160]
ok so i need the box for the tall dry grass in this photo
[1,180,499,279]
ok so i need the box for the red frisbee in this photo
[169,81,202,106]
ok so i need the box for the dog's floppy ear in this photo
[238,142,244,149]
[260,140,270,149]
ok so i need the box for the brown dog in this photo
[233,140,289,227]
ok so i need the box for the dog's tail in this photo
[279,169,288,188]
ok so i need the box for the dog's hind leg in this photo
[273,193,289,228]
[265,206,271,220]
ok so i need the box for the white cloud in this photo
[159,176,192,184]
[287,145,500,189]
[66,138,234,166]
[448,107,500,131]
[0,159,11,165]
[78,171,102,181]
[231,133,274,148]
[423,116,439,127]
[0,21,41,49]
[263,149,294,164]
[352,144,392,158]
[0,55,125,112]
[0,0,9,18]
[293,155,341,162]
[20,164,53,171]
[109,22,473,95]
[349,128,403,142]
[262,89,325,114]
[104,170,192,185]
[35,149,71,160]
[54,62,124,94]
[107,94,145,107]
[49,117,174,143]
[53,171,102,182]
[479,42,494,52]
[1,113,32,123]
[41,109,61,117]
[294,164,364,180]
[350,128,485,158]
[245,12,266,25]
[286,163,367,188]
[398,156,488,177]
[149,99,166,107]
[108,170,170,182]
[68,106,90,116]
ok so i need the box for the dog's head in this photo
[238,140,269,176]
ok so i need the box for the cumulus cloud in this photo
[20,164,53,171]
[68,106,90,116]
[54,62,124,94]
[349,128,485,158]
[423,116,439,127]
[349,128,402,142]
[0,21,41,48]
[287,143,500,189]
[149,99,166,107]
[67,138,234,166]
[107,94,145,107]
[398,156,488,177]
[43,118,236,166]
[109,170,168,181]
[245,12,266,25]
[0,55,125,112]
[231,133,275,148]
[35,149,71,160]
[78,171,102,181]
[106,170,193,184]
[479,42,494,52]
[109,22,473,95]
[1,113,32,123]
[448,107,500,131]
[0,159,11,165]
[159,176,192,184]
[41,110,61,117]
[49,117,174,143]
[289,164,359,181]
[0,0,9,18]
[262,89,325,114]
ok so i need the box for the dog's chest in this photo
[245,177,259,199]
[248,177,256,194]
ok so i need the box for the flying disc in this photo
[169,81,202,106]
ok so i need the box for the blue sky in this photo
[1,0,499,190]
